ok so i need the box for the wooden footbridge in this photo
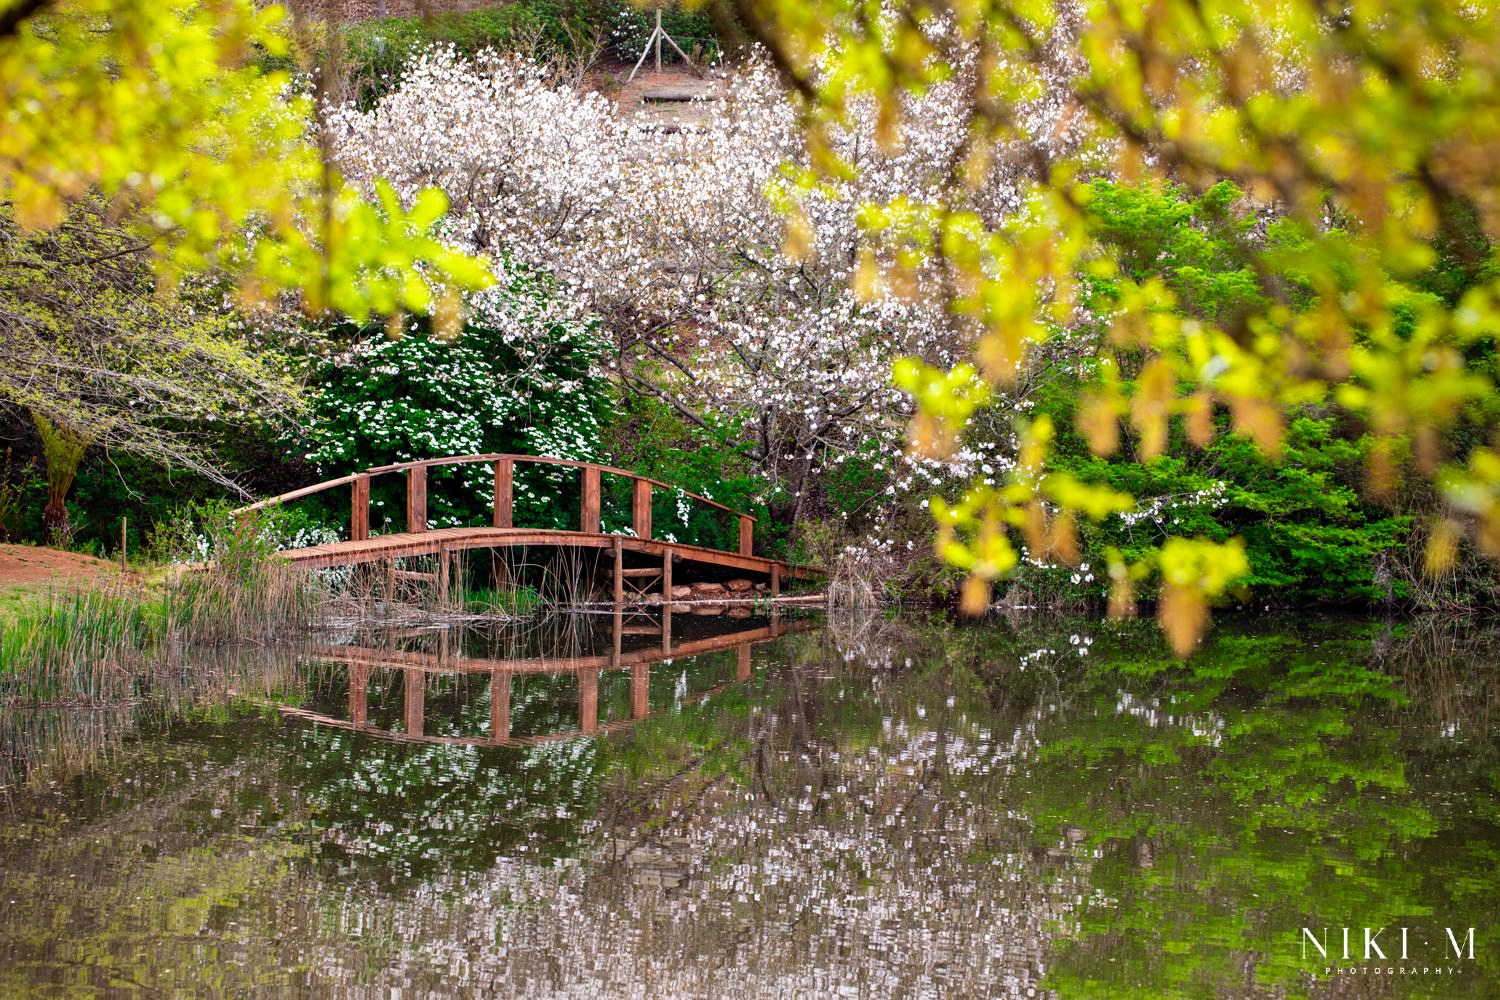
[234,454,817,599]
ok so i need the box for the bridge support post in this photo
[579,668,599,734]
[738,515,753,555]
[581,466,600,534]
[661,544,673,655]
[352,475,370,541]
[771,564,780,598]
[632,478,652,539]
[632,662,649,719]
[490,669,510,744]
[436,544,450,609]
[612,535,624,605]
[493,458,513,528]
[737,642,752,681]
[407,465,427,532]
[404,668,425,738]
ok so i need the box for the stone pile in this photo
[634,578,767,614]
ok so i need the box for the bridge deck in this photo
[281,526,815,581]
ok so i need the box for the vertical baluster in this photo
[581,465,600,534]
[404,668,425,738]
[633,478,652,539]
[407,465,427,533]
[352,474,370,541]
[632,663,649,720]
[349,663,369,727]
[738,515,753,556]
[493,458,513,529]
[490,670,511,744]
[579,668,599,734]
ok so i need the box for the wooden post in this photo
[579,668,599,734]
[661,544,674,655]
[737,642,751,681]
[632,478,652,539]
[612,535,624,605]
[384,558,396,604]
[436,544,450,609]
[493,671,511,742]
[349,663,369,727]
[632,662,649,719]
[738,515,753,556]
[406,465,427,533]
[493,458,513,529]
[771,564,780,598]
[612,611,623,665]
[580,465,600,534]
[404,668,424,738]
[352,474,370,541]
[119,516,127,573]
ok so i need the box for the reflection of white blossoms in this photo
[296,650,1088,998]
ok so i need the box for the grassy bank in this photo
[0,553,324,705]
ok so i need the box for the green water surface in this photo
[0,612,1495,998]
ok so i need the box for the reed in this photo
[0,557,323,705]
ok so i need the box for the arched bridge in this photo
[234,454,818,599]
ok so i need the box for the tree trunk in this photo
[41,496,69,547]
[31,411,90,548]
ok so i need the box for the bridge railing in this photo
[233,454,758,556]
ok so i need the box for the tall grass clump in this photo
[0,507,325,705]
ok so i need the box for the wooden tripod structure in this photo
[628,7,696,81]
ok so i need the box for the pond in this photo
[0,611,1496,998]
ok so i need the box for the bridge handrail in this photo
[233,454,752,521]
[233,453,764,557]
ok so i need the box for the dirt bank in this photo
[0,544,117,588]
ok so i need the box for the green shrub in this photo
[606,396,786,554]
[1036,394,1411,605]
[1027,180,1423,607]
[301,261,613,532]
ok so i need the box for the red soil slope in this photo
[0,545,117,588]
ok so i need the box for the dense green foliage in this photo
[606,396,786,554]
[302,263,612,532]
[1016,181,1487,606]
[1038,405,1412,606]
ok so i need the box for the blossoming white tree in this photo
[327,46,1092,545]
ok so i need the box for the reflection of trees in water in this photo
[0,645,308,802]
[283,622,1087,997]
[1008,619,1500,999]
[0,711,314,996]
[287,724,606,883]
[1,614,1497,997]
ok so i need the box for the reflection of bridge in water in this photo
[277,613,815,748]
